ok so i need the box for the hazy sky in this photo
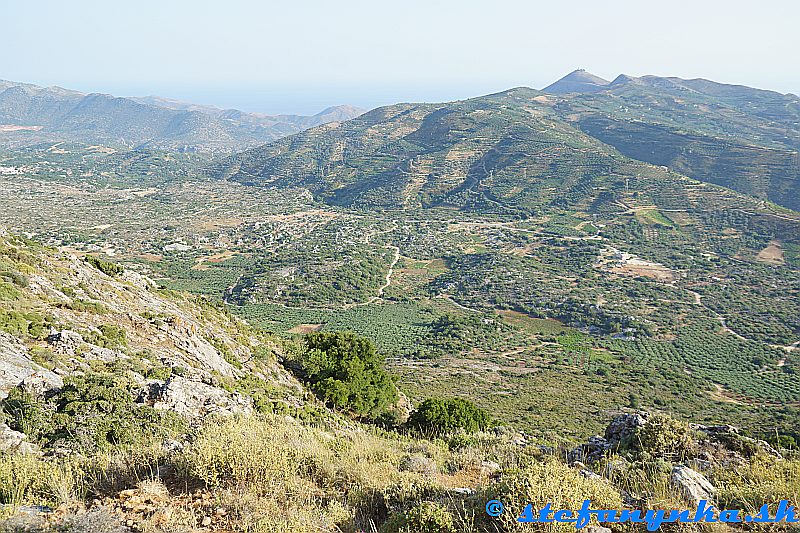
[3,0,799,115]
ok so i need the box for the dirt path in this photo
[687,289,748,340]
[377,245,400,297]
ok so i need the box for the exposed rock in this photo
[604,412,648,448]
[480,460,501,476]
[579,468,602,480]
[0,423,38,454]
[47,328,84,355]
[692,423,782,459]
[670,465,716,505]
[0,332,63,398]
[568,435,609,464]
[389,390,412,425]
[168,330,238,377]
[399,453,438,475]
[136,376,252,420]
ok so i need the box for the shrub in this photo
[406,397,491,436]
[299,332,397,417]
[381,501,456,533]
[713,455,800,511]
[2,373,184,453]
[490,457,624,532]
[633,413,695,460]
[1,388,55,443]
[84,255,124,277]
[0,269,29,288]
[0,310,50,339]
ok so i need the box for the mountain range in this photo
[218,70,800,212]
[0,79,364,151]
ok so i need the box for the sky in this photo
[3,0,799,115]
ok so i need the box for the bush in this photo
[82,324,126,349]
[633,413,695,460]
[299,332,397,417]
[713,455,800,511]
[490,457,624,532]
[84,255,123,277]
[382,501,456,533]
[1,373,185,453]
[406,397,491,436]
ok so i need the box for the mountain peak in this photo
[543,69,610,94]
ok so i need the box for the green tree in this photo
[406,397,491,435]
[300,332,397,417]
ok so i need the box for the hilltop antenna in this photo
[625,178,630,194]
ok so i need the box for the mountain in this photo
[543,68,610,94]
[0,80,364,151]
[554,74,800,211]
[219,73,800,212]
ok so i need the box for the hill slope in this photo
[219,74,800,211]
[0,231,304,417]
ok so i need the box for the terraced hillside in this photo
[221,73,800,211]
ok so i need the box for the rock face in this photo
[136,376,252,420]
[0,332,63,398]
[670,465,716,505]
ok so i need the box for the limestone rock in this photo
[605,412,648,448]
[671,465,716,505]
[47,329,84,356]
[0,332,63,398]
[136,376,252,420]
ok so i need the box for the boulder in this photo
[568,435,609,463]
[399,454,438,475]
[670,465,716,505]
[480,460,501,476]
[136,376,252,420]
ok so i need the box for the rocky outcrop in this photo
[136,376,252,420]
[692,423,782,459]
[604,412,648,448]
[670,465,716,505]
[47,329,84,356]
[0,332,62,398]
[568,413,649,463]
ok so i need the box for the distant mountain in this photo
[0,80,365,152]
[217,73,800,212]
[543,69,610,94]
